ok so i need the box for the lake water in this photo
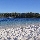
[0,18,40,28]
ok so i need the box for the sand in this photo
[0,24,40,40]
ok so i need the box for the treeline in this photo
[0,12,40,18]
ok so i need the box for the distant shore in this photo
[0,12,40,18]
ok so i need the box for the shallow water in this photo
[0,18,40,28]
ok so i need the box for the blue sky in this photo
[0,0,40,13]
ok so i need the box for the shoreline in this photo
[0,23,40,29]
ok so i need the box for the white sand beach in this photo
[0,25,40,40]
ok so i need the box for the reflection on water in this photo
[0,18,40,28]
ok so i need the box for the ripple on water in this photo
[0,18,40,28]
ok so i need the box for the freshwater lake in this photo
[0,18,40,28]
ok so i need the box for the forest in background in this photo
[0,12,40,18]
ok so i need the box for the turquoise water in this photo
[0,18,40,28]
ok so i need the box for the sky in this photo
[0,0,40,13]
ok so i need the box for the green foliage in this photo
[0,12,40,18]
